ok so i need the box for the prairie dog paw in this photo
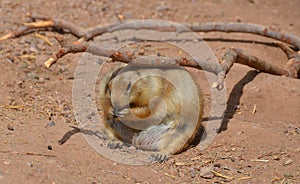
[151,152,169,163]
[107,141,129,149]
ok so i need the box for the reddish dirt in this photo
[0,0,300,183]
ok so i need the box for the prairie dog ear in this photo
[105,63,128,90]
[110,66,124,81]
[108,80,113,92]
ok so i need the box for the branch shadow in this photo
[58,125,107,145]
[218,70,259,133]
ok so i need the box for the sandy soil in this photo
[0,0,300,183]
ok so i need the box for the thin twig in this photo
[210,170,234,180]
[26,152,57,157]
[0,150,11,153]
[250,159,269,163]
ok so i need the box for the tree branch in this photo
[1,13,300,50]
[1,13,299,90]
[43,40,300,91]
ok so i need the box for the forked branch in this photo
[1,13,300,89]
[1,13,300,50]
[44,40,300,90]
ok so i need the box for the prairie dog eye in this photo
[126,81,132,92]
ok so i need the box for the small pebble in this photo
[3,161,10,165]
[38,77,45,83]
[29,44,39,53]
[273,155,280,161]
[214,163,221,168]
[234,105,240,110]
[283,159,293,166]
[5,57,14,64]
[236,16,242,22]
[178,171,184,177]
[27,72,39,80]
[294,147,300,152]
[128,145,137,151]
[7,124,14,131]
[87,112,95,120]
[254,88,261,93]
[26,162,33,167]
[17,80,24,88]
[66,76,74,80]
[236,131,244,135]
[45,121,56,128]
[237,169,245,174]
[284,173,293,178]
[138,49,145,55]
[211,82,218,89]
[190,171,196,178]
[175,162,186,166]
[199,166,214,179]
[155,4,171,11]
[48,145,53,150]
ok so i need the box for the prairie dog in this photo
[98,63,203,162]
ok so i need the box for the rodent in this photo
[98,63,203,163]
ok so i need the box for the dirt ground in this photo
[1,0,300,183]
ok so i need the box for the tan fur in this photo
[98,63,203,162]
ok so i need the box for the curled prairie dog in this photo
[99,63,203,162]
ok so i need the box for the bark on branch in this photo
[44,40,300,90]
[1,13,299,90]
[1,13,300,50]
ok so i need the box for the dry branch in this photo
[215,44,300,88]
[44,41,220,72]
[273,41,300,78]
[43,39,299,90]
[0,20,54,41]
[1,13,300,50]
[220,47,289,76]
[1,13,299,87]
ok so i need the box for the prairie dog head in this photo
[108,66,168,118]
[103,64,202,131]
